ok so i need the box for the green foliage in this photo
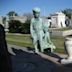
[62,8,72,19]
[9,20,22,33]
[7,11,18,20]
[9,20,30,34]
[21,22,30,34]
[7,11,18,16]
[23,13,33,21]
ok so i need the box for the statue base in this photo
[61,57,72,64]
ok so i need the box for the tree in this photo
[21,22,30,34]
[9,20,22,33]
[62,8,72,19]
[7,11,18,19]
[22,13,32,34]
[9,20,30,34]
[23,13,33,20]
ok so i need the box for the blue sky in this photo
[0,0,72,16]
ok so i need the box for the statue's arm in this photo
[30,20,34,38]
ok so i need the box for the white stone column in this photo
[71,15,72,26]
[5,18,9,32]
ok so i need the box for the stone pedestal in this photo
[61,37,72,64]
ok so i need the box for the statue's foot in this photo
[44,48,52,53]
[51,48,54,53]
[41,49,44,53]
[34,48,39,53]
[35,50,39,53]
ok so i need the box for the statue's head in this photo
[32,7,41,18]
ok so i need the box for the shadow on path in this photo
[9,47,72,72]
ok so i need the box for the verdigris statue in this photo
[30,7,56,53]
[43,19,56,52]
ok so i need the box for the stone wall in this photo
[49,30,72,37]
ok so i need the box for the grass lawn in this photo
[6,33,66,54]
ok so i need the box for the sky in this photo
[0,0,72,16]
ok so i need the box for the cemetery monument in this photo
[30,7,56,53]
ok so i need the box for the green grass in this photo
[51,36,65,49]
[6,33,34,47]
[6,33,65,54]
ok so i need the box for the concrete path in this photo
[7,44,72,72]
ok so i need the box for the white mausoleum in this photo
[0,16,3,24]
[50,12,66,28]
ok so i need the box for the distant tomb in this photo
[49,12,66,28]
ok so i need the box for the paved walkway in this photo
[7,44,72,72]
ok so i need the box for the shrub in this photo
[9,20,22,33]
[9,20,30,34]
[21,22,30,34]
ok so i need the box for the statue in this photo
[43,19,56,52]
[30,7,56,53]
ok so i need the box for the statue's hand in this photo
[52,45,56,49]
[50,42,56,49]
